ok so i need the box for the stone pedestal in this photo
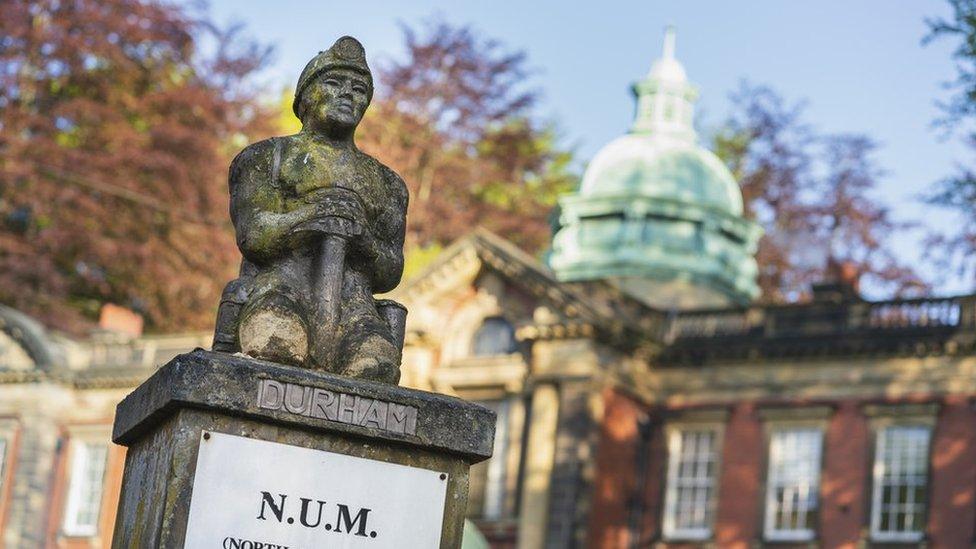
[110,350,494,548]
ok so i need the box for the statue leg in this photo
[237,292,309,367]
[212,276,251,352]
[334,297,401,384]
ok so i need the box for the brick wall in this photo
[929,396,976,546]
[586,394,976,548]
[586,389,644,548]
[715,402,763,548]
[820,401,870,548]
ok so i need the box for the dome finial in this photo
[662,24,676,60]
[631,24,696,138]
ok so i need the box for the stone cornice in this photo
[0,367,151,390]
[0,370,45,384]
[863,403,940,420]
[658,295,976,365]
[516,321,595,342]
[432,354,528,394]
[757,405,834,423]
[658,332,974,366]
[626,354,976,406]
[664,407,730,423]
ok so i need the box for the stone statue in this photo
[211,36,408,384]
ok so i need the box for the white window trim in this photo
[758,405,834,542]
[763,422,825,541]
[61,427,111,538]
[482,398,511,520]
[0,419,16,500]
[661,419,724,541]
[0,437,7,501]
[868,418,934,543]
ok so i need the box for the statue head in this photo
[293,36,374,135]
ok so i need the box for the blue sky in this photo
[204,0,969,294]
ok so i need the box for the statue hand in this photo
[294,187,368,240]
[310,187,366,225]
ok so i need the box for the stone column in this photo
[545,381,596,548]
[4,411,60,548]
[517,382,560,549]
[503,395,526,516]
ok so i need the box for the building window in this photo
[0,422,17,513]
[663,428,719,540]
[471,317,516,356]
[62,441,109,537]
[764,428,823,541]
[466,399,511,519]
[0,437,6,495]
[870,425,931,542]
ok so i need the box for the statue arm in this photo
[229,143,318,265]
[361,167,408,293]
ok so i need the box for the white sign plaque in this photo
[183,432,448,549]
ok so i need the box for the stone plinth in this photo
[110,350,495,548]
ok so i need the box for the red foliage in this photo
[356,20,576,253]
[715,84,926,301]
[0,0,273,333]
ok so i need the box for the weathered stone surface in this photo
[113,409,475,548]
[109,35,496,549]
[111,351,495,549]
[211,36,410,385]
[114,350,496,461]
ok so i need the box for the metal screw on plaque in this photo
[203,432,211,441]
[439,473,447,480]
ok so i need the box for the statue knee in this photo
[238,297,309,367]
[342,334,400,384]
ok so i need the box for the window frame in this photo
[758,407,831,544]
[482,398,512,520]
[864,404,938,544]
[0,437,6,498]
[762,427,824,542]
[470,316,518,357]
[465,397,516,521]
[0,418,20,535]
[661,411,726,542]
[60,431,111,538]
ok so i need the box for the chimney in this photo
[811,259,861,303]
[98,303,144,337]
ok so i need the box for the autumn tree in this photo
[814,135,927,296]
[355,20,577,255]
[713,84,818,301]
[714,83,925,300]
[923,0,976,279]
[0,0,273,333]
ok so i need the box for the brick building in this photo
[0,306,207,548]
[1,28,975,549]
[3,236,974,548]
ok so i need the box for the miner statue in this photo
[212,36,408,384]
[111,37,491,549]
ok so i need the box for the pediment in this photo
[392,229,661,348]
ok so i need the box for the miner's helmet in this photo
[293,36,374,120]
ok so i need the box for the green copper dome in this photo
[578,135,743,215]
[549,27,761,309]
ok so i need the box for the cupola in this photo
[549,27,761,309]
